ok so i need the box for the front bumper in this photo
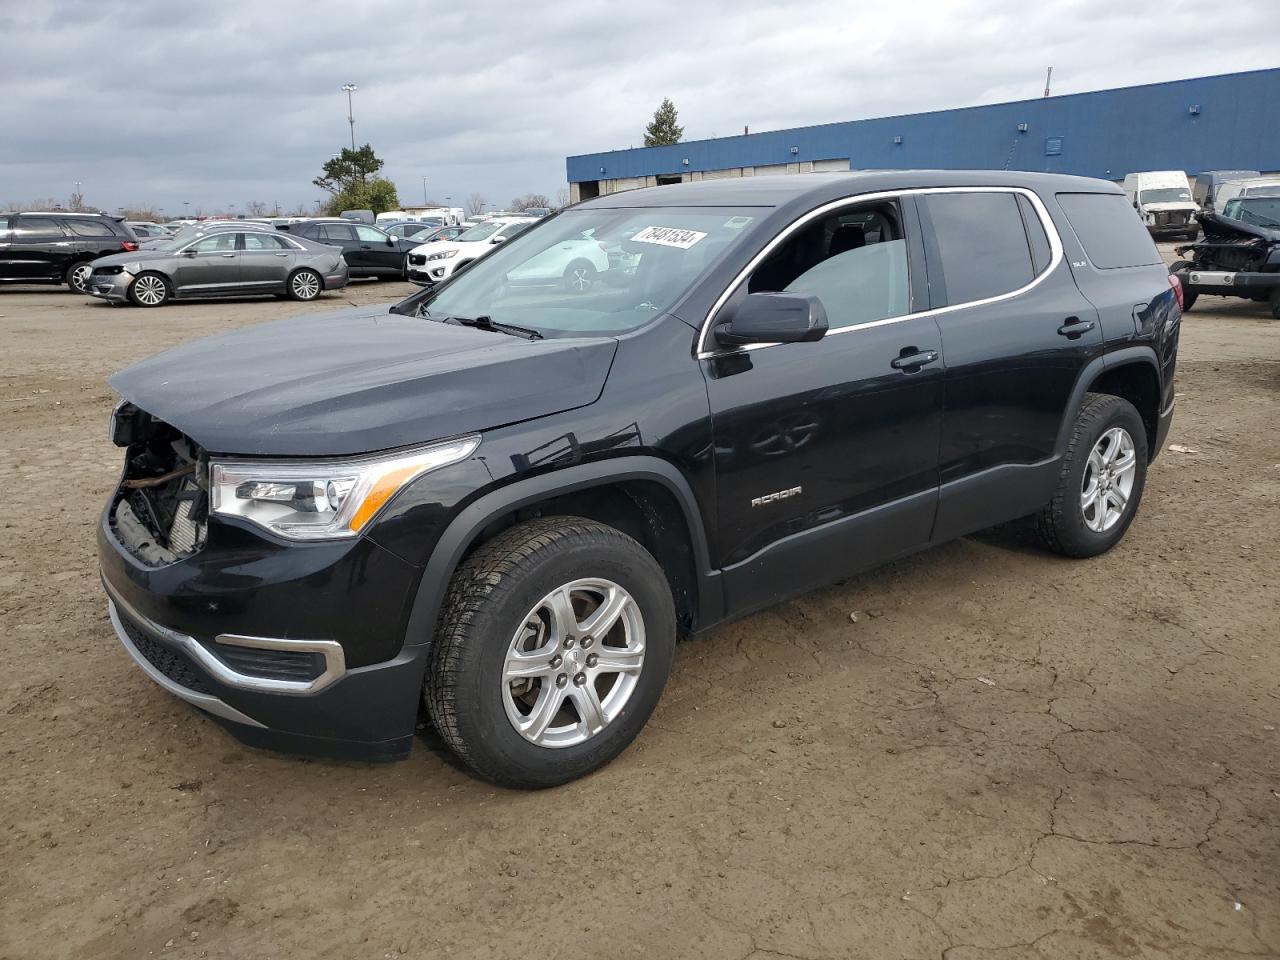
[1175,268,1280,297]
[88,270,133,303]
[98,509,430,761]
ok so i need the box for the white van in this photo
[1123,171,1199,240]
[1212,177,1280,211]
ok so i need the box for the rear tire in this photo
[287,268,322,301]
[1033,393,1148,559]
[64,261,93,295]
[425,517,676,788]
[128,272,170,307]
[1169,260,1196,312]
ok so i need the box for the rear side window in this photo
[243,233,290,250]
[1056,192,1161,269]
[66,219,115,238]
[919,192,1034,305]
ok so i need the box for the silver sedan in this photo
[86,228,349,307]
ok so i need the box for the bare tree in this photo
[554,187,570,209]
[510,193,552,212]
[246,200,268,217]
[466,192,487,217]
[69,190,86,212]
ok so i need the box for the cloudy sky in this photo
[1,0,1274,216]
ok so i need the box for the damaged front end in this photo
[1170,211,1280,315]
[107,401,208,567]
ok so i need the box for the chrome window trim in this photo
[695,186,1065,359]
[104,578,347,697]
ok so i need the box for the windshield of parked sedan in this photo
[413,207,763,337]
[1140,188,1192,204]
[1222,198,1280,227]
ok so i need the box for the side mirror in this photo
[714,293,828,347]
[491,236,506,244]
[386,237,394,246]
[182,249,197,257]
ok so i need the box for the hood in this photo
[109,307,618,456]
[409,238,487,257]
[1141,201,1197,212]
[1198,212,1280,243]
[92,247,179,267]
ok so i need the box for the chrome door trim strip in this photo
[695,186,1065,359]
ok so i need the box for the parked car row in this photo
[1124,168,1280,240]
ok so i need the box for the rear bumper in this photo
[323,265,350,290]
[1153,397,1175,461]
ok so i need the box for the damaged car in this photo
[1169,198,1280,317]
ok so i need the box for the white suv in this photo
[406,217,537,285]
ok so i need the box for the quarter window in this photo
[919,192,1034,305]
[1056,192,1163,269]
[66,219,115,238]
[746,202,909,330]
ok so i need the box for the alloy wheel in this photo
[502,578,645,748]
[292,271,320,300]
[132,275,167,306]
[1081,426,1136,533]
[69,263,92,294]
[565,265,594,293]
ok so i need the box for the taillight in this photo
[1167,273,1184,311]
[121,241,139,252]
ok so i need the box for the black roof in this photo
[580,169,1122,208]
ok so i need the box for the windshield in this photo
[1140,188,1192,204]
[1222,198,1280,227]
[410,206,763,338]
[456,221,504,242]
[1242,184,1280,198]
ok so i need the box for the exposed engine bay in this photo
[108,402,208,566]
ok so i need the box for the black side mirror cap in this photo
[714,293,829,347]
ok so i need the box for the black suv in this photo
[0,212,140,293]
[283,219,418,279]
[98,172,1180,787]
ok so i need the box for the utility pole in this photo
[1043,66,1053,98]
[341,83,358,151]
[422,176,428,206]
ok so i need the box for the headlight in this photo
[209,435,479,541]
[426,249,459,261]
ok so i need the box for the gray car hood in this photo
[109,306,618,456]
[93,247,184,267]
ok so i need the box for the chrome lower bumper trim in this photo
[107,599,266,728]
[103,578,347,696]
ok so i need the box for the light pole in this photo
[183,201,190,217]
[444,196,451,223]
[74,181,82,209]
[422,176,428,206]
[341,83,358,151]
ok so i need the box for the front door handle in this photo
[274,252,289,257]
[890,348,939,372]
[221,253,236,258]
[1057,316,1096,339]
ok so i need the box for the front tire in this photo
[1034,393,1148,558]
[287,268,322,301]
[425,517,676,788]
[128,272,170,307]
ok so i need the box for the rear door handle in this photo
[274,252,289,257]
[1057,316,1096,338]
[890,348,939,371]
[221,253,236,258]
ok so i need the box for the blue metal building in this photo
[565,68,1280,201]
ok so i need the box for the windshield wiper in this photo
[439,314,544,340]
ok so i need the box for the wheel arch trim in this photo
[1055,347,1161,457]
[401,456,721,649]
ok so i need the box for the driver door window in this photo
[746,203,909,330]
[188,233,237,253]
[355,225,387,243]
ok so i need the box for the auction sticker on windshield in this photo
[631,226,707,249]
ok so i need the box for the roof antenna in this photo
[1043,66,1053,98]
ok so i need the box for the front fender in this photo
[399,456,721,650]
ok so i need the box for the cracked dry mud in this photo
[1,264,1278,960]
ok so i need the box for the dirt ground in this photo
[1,261,1278,960]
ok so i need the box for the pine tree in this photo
[644,98,684,147]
